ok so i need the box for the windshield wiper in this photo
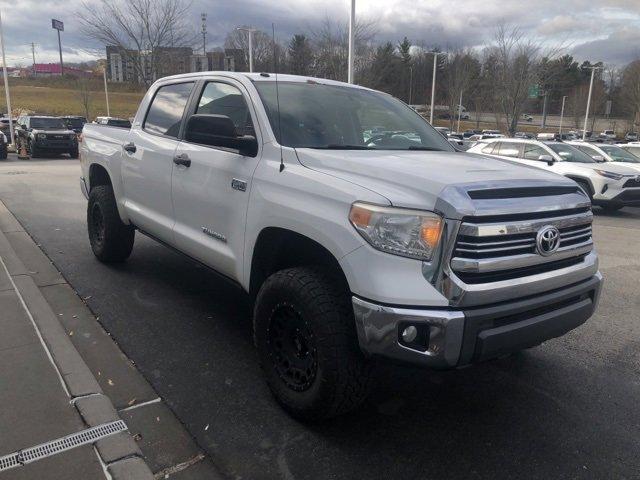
[408,146,444,151]
[315,144,374,150]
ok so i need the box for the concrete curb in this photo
[0,211,153,479]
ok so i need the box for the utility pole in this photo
[429,52,442,124]
[0,9,15,147]
[103,66,110,117]
[236,27,256,73]
[30,42,37,77]
[541,91,548,129]
[457,91,463,133]
[559,95,567,136]
[201,13,207,56]
[347,0,355,83]
[583,66,600,141]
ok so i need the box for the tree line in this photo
[80,0,640,135]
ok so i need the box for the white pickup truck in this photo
[80,72,603,420]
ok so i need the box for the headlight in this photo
[349,202,443,261]
[594,169,623,180]
[37,133,46,139]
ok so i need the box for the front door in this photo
[171,79,261,282]
[121,81,195,244]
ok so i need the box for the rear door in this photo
[171,78,261,281]
[121,81,195,244]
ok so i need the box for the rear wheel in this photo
[254,266,374,420]
[601,204,623,212]
[87,185,134,262]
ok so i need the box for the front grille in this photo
[467,186,580,200]
[623,178,640,188]
[451,208,593,284]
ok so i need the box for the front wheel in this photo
[254,267,374,421]
[87,185,135,262]
[29,140,40,158]
[69,147,79,159]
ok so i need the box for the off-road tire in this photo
[87,185,134,263]
[254,266,374,421]
[69,147,79,159]
[0,144,7,160]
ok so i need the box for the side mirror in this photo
[185,114,258,157]
[592,155,605,162]
[539,154,554,165]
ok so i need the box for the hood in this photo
[295,149,580,213]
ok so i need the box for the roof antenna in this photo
[272,23,284,172]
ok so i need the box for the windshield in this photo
[253,81,453,151]
[546,143,596,163]
[599,145,640,163]
[622,146,640,158]
[65,118,85,128]
[31,117,66,129]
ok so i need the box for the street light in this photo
[236,27,256,73]
[583,66,601,141]
[559,95,567,137]
[429,52,444,125]
[347,0,355,83]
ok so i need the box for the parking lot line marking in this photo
[118,397,162,412]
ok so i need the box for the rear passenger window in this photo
[497,142,520,158]
[523,144,547,160]
[144,82,194,138]
[196,82,253,136]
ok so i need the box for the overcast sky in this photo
[1,0,639,67]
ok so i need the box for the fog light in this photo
[401,325,418,343]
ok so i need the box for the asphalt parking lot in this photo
[1,155,639,480]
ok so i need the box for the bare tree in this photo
[224,28,274,72]
[78,0,195,88]
[77,78,92,120]
[441,50,480,130]
[621,59,640,131]
[485,25,543,136]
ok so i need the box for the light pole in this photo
[583,66,600,141]
[347,0,355,83]
[408,66,413,105]
[457,91,463,133]
[429,52,442,124]
[236,27,256,73]
[0,9,14,147]
[103,66,110,117]
[559,95,567,136]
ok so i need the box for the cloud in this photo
[0,0,638,66]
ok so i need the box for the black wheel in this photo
[254,267,374,421]
[87,185,135,262]
[69,147,79,159]
[0,144,7,160]
[29,140,39,158]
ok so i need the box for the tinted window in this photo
[599,145,640,163]
[31,117,66,129]
[546,143,595,163]
[196,82,253,135]
[144,82,194,137]
[496,142,520,158]
[523,144,547,160]
[253,81,453,151]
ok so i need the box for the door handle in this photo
[173,153,191,167]
[123,142,136,154]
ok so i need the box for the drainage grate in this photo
[0,420,127,472]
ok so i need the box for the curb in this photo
[0,203,153,479]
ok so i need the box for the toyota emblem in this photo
[536,225,560,256]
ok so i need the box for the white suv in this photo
[467,138,640,211]
[566,141,640,173]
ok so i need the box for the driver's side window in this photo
[522,144,547,160]
[196,82,253,136]
[577,145,598,159]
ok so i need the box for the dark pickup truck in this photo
[16,116,79,158]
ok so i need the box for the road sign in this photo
[51,19,64,31]
[528,84,540,99]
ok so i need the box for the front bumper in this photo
[353,272,603,368]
